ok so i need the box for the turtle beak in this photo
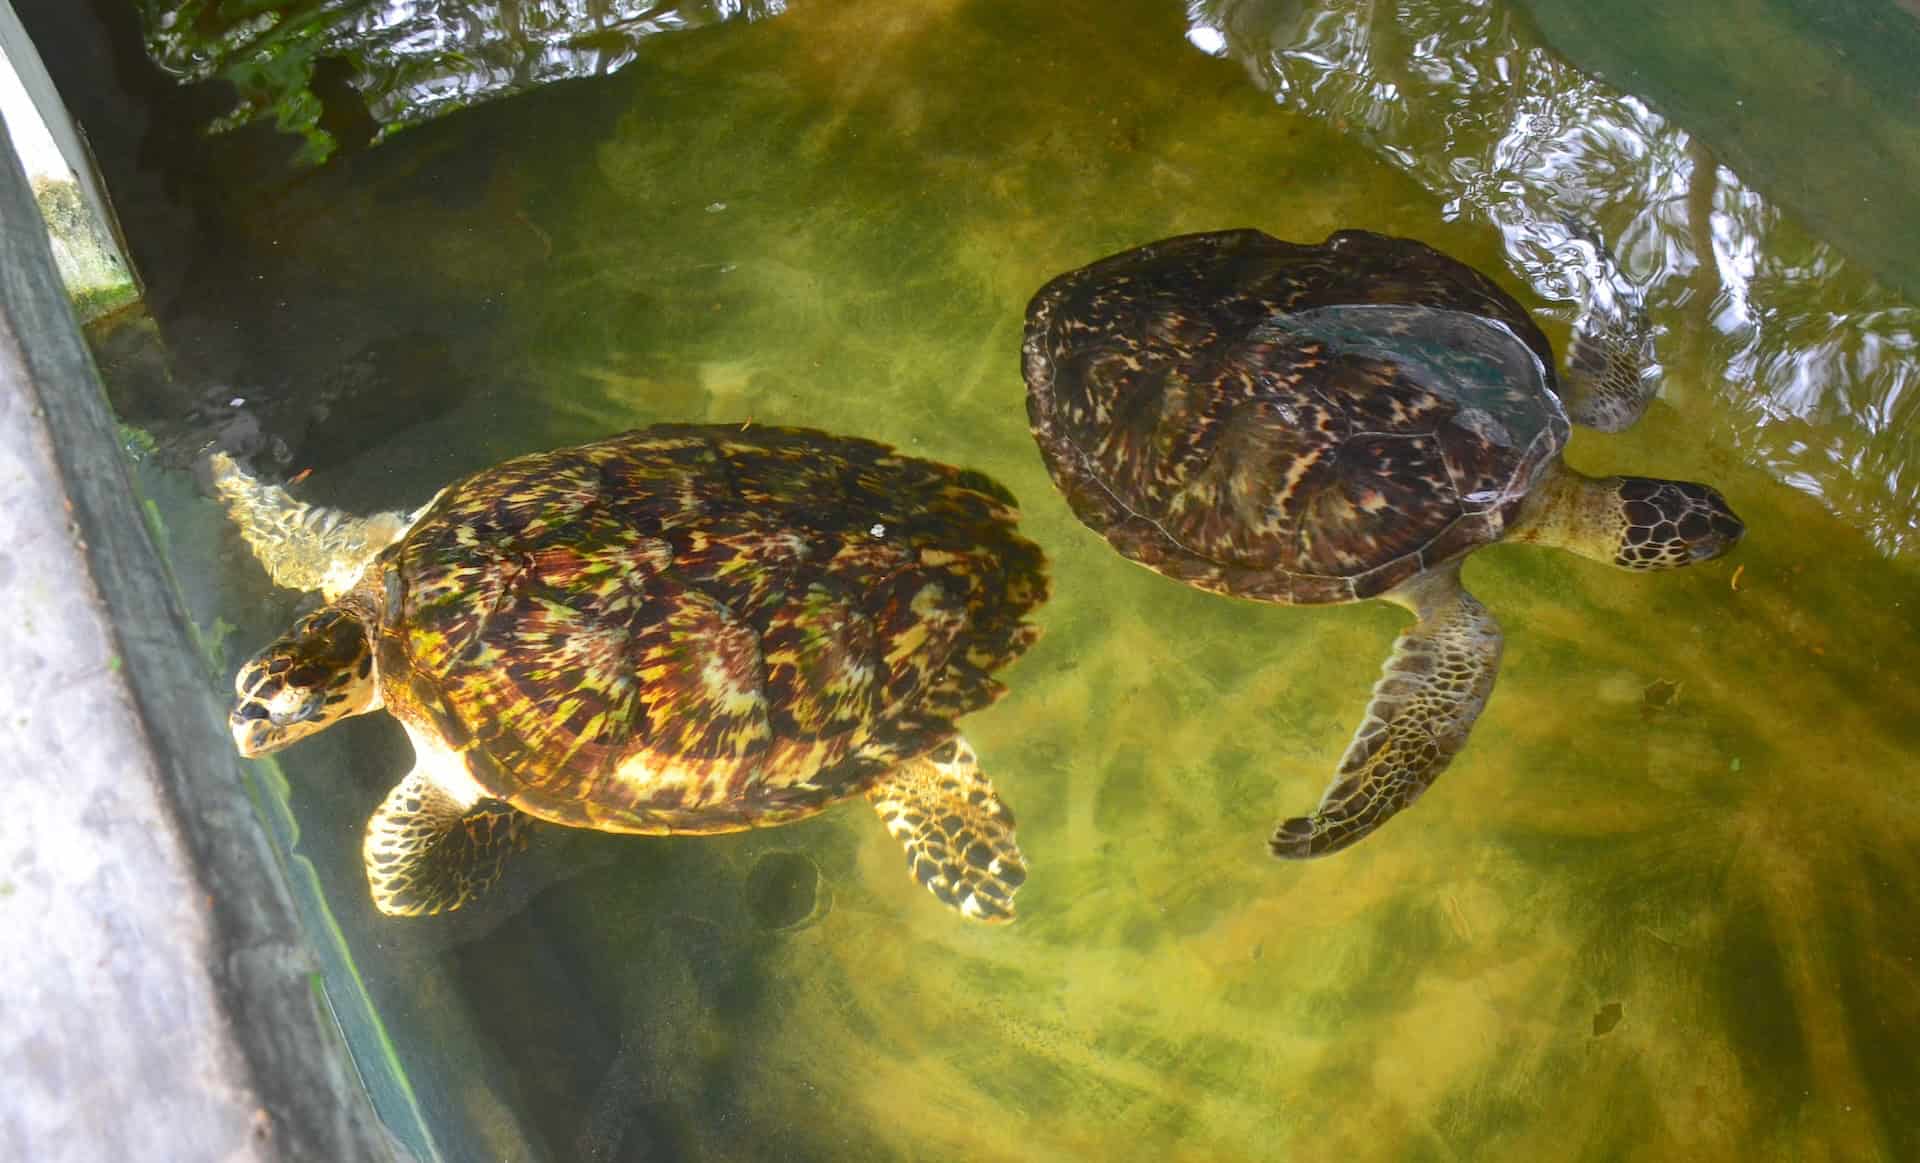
[231,703,288,757]
[229,691,322,756]
[1686,486,1745,562]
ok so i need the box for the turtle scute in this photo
[379,425,1048,831]
[1023,228,1568,605]
[221,423,1049,920]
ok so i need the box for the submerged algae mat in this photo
[161,0,1920,1158]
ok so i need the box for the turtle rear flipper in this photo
[1270,566,1503,859]
[868,737,1026,923]
[210,452,414,599]
[363,768,531,917]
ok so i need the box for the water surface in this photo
[92,0,1920,1158]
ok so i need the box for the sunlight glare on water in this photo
[135,0,787,160]
[1195,0,1920,558]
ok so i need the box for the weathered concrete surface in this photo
[0,82,397,1163]
[0,0,136,305]
[0,315,273,1160]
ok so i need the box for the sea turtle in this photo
[213,424,1047,920]
[1022,228,1744,858]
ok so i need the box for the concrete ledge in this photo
[0,100,395,1163]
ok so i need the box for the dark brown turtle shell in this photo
[1023,229,1573,605]
[360,425,1048,835]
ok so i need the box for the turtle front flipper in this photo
[868,737,1026,922]
[364,767,532,917]
[1271,566,1502,859]
[1554,218,1659,432]
[210,452,414,600]
[1562,309,1656,432]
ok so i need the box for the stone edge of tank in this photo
[0,50,403,1163]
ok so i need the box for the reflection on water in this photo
[137,0,786,161]
[1516,0,1920,306]
[73,0,1920,1158]
[1195,0,1920,557]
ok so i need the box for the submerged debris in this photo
[1642,678,1683,711]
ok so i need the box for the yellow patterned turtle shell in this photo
[366,425,1049,834]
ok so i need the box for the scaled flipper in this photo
[869,737,1026,922]
[209,452,415,599]
[364,768,532,916]
[1557,220,1658,432]
[1271,566,1503,859]
[1563,310,1656,432]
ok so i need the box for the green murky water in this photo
[78,0,1920,1158]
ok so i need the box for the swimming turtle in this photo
[1022,228,1743,857]
[213,424,1047,920]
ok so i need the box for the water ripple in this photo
[1193,0,1920,557]
[139,0,789,159]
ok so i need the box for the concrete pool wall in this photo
[0,25,397,1161]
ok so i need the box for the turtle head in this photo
[1609,477,1745,570]
[1510,467,1743,571]
[231,605,380,756]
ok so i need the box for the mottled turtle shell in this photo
[1023,229,1573,605]
[364,425,1048,835]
